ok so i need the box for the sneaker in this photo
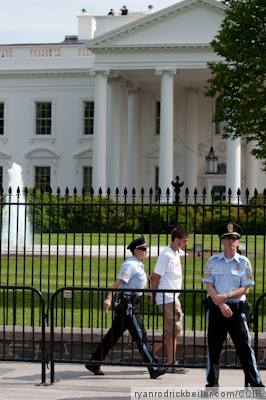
[167,361,188,374]
[85,363,105,375]
[149,367,167,379]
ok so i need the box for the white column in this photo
[127,89,140,193]
[246,141,258,198]
[90,69,110,195]
[185,89,199,198]
[106,77,121,196]
[226,136,241,203]
[119,80,129,192]
[155,68,176,201]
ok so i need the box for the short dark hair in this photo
[171,227,189,242]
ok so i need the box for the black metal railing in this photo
[0,285,47,384]
[0,182,265,332]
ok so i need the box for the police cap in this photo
[218,222,243,239]
[127,236,148,252]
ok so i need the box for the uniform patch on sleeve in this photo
[202,273,211,278]
[122,272,130,279]
[247,274,254,280]
[205,263,212,272]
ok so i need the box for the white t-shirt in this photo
[154,245,182,305]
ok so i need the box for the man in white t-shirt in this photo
[149,227,189,373]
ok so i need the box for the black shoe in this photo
[85,364,105,375]
[150,367,167,379]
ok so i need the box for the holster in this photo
[202,296,213,313]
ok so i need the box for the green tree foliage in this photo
[205,0,266,169]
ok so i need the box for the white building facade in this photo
[0,0,264,202]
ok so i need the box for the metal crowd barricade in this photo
[254,292,266,367]
[49,286,208,384]
[0,285,47,385]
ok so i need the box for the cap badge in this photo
[227,223,234,233]
[236,264,241,270]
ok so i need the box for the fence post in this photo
[172,176,184,227]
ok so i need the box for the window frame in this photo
[0,103,4,136]
[83,166,93,193]
[30,99,55,143]
[35,102,52,136]
[35,166,51,193]
[83,101,94,136]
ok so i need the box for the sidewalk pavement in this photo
[1,361,266,400]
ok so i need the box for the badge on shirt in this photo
[122,272,130,279]
[236,264,241,270]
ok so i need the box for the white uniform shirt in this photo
[202,251,255,302]
[117,255,147,296]
[154,245,182,305]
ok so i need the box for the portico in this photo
[83,0,231,201]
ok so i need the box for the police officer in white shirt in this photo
[85,236,166,379]
[202,222,264,389]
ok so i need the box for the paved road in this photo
[1,362,266,399]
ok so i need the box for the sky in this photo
[1,0,183,45]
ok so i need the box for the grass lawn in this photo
[33,233,266,253]
[1,253,265,331]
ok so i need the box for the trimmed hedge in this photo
[13,189,266,235]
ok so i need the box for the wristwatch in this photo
[227,293,232,298]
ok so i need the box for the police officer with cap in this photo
[202,222,264,389]
[85,236,166,379]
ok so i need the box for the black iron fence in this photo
[0,181,265,333]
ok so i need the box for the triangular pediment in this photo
[73,148,93,159]
[85,0,226,50]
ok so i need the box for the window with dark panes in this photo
[36,102,52,135]
[0,103,4,135]
[155,166,159,201]
[156,102,160,135]
[84,102,94,135]
[35,167,51,192]
[0,166,2,187]
[212,185,226,201]
[83,167,92,193]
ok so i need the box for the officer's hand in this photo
[103,298,112,310]
[212,294,226,306]
[219,303,233,318]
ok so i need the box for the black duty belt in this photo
[226,301,248,313]
[119,293,141,305]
